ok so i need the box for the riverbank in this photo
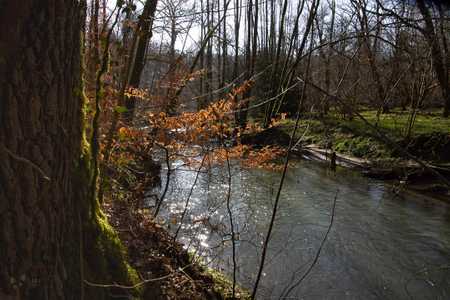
[103,197,249,299]
[241,110,450,199]
[99,158,249,299]
[277,110,450,162]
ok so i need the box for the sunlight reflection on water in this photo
[151,158,450,299]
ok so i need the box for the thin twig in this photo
[279,190,339,299]
[83,264,193,290]
[250,26,315,299]
[225,148,237,299]
[2,144,50,181]
[153,143,171,218]
[292,123,310,150]
[173,153,207,241]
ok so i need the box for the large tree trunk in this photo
[0,1,136,299]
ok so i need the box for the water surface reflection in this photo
[154,159,450,299]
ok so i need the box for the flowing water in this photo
[153,158,450,299]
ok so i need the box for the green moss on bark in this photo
[76,158,142,299]
[73,92,142,299]
[83,210,142,298]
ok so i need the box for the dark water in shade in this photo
[154,158,450,299]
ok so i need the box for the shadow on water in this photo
[152,158,450,299]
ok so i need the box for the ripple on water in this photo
[154,159,450,299]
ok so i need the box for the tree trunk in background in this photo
[324,0,335,115]
[269,0,276,57]
[352,0,386,113]
[416,0,450,117]
[199,0,205,102]
[221,0,228,88]
[206,0,213,105]
[232,0,242,122]
[0,1,135,299]
[88,0,100,87]
[165,8,179,115]
[252,0,258,74]
[121,1,134,52]
[239,0,254,127]
[233,0,241,80]
[263,0,289,127]
[217,0,222,89]
[126,0,158,121]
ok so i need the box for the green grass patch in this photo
[341,110,450,138]
[274,109,450,162]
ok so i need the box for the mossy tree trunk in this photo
[0,1,137,299]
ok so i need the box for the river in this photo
[153,157,450,299]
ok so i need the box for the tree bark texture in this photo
[0,1,86,298]
[0,1,136,299]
